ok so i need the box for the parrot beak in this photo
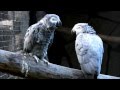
[56,21,62,27]
[71,29,76,37]
[71,29,75,34]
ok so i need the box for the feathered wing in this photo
[23,23,43,53]
[75,34,104,75]
[23,25,35,52]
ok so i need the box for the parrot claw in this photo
[43,59,49,65]
[33,55,39,63]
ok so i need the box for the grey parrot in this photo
[71,23,104,79]
[23,14,62,64]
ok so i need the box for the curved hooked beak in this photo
[71,29,75,35]
[56,21,62,27]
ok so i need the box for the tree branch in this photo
[0,49,119,79]
[98,34,120,44]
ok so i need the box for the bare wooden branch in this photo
[98,34,120,44]
[0,49,119,79]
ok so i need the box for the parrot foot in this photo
[31,55,49,66]
[43,59,49,65]
[33,55,39,63]
[23,53,33,59]
[23,53,28,59]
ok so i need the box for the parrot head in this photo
[42,14,62,30]
[71,23,96,35]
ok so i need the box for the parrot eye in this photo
[52,18,56,21]
[51,17,57,21]
[77,26,82,29]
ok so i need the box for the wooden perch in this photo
[98,34,120,44]
[0,49,119,79]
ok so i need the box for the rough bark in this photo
[0,49,119,79]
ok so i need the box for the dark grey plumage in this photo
[23,14,62,62]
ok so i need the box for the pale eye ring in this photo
[50,17,57,21]
[52,18,56,21]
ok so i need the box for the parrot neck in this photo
[83,25,96,34]
[87,29,96,34]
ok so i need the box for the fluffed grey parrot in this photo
[23,14,62,64]
[71,23,104,79]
